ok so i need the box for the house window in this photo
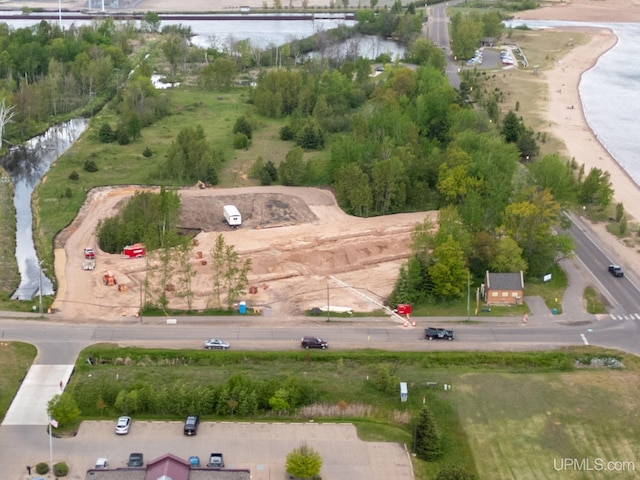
[511,292,519,297]
[501,292,508,297]
[491,292,498,297]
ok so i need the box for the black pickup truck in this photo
[424,327,455,341]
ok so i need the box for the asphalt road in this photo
[3,212,640,479]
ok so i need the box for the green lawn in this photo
[0,342,37,422]
[452,369,640,479]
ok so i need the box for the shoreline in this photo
[518,0,640,220]
[542,27,640,221]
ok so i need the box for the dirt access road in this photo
[53,186,434,322]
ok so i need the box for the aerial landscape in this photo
[1,0,640,479]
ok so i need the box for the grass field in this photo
[59,345,640,479]
[453,369,640,479]
[0,342,37,421]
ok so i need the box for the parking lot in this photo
[4,421,413,480]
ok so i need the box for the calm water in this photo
[0,15,404,59]
[0,119,88,300]
[507,19,640,187]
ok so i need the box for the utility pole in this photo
[466,271,470,321]
[326,282,330,322]
[38,260,44,316]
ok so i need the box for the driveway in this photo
[2,421,413,480]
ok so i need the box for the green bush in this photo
[143,147,153,158]
[68,171,79,181]
[233,133,250,150]
[84,160,99,172]
[98,122,116,143]
[279,124,294,141]
[116,128,130,145]
[54,461,69,476]
[233,115,253,139]
[35,462,49,475]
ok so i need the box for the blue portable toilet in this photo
[239,301,247,314]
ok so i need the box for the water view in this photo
[0,119,88,301]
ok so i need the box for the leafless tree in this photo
[0,97,15,148]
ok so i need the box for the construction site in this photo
[53,185,435,322]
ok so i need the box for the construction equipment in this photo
[123,243,146,258]
[83,259,96,270]
[103,271,116,286]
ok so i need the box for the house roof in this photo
[146,453,190,480]
[485,271,524,290]
[86,455,250,480]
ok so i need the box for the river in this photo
[0,119,88,301]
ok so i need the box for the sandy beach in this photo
[518,0,640,222]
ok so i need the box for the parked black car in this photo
[301,336,328,349]
[608,264,624,277]
[184,415,199,436]
[127,453,144,467]
[424,327,455,341]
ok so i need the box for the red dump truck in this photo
[123,243,146,258]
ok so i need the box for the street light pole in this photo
[38,260,44,316]
[49,420,53,473]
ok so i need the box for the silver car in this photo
[115,415,131,435]
[204,339,230,350]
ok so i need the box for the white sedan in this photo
[204,339,230,350]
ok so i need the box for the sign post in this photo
[49,417,58,472]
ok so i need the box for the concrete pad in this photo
[3,364,75,425]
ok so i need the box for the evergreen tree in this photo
[414,405,442,461]
[501,110,522,143]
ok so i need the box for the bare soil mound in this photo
[53,186,434,322]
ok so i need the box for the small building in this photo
[480,37,498,47]
[85,453,251,480]
[483,271,524,306]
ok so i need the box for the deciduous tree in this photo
[279,147,306,186]
[47,394,81,428]
[209,234,252,310]
[286,443,322,479]
[0,96,15,147]
[428,235,468,300]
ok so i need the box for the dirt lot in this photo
[53,186,434,321]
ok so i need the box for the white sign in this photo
[543,273,552,283]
